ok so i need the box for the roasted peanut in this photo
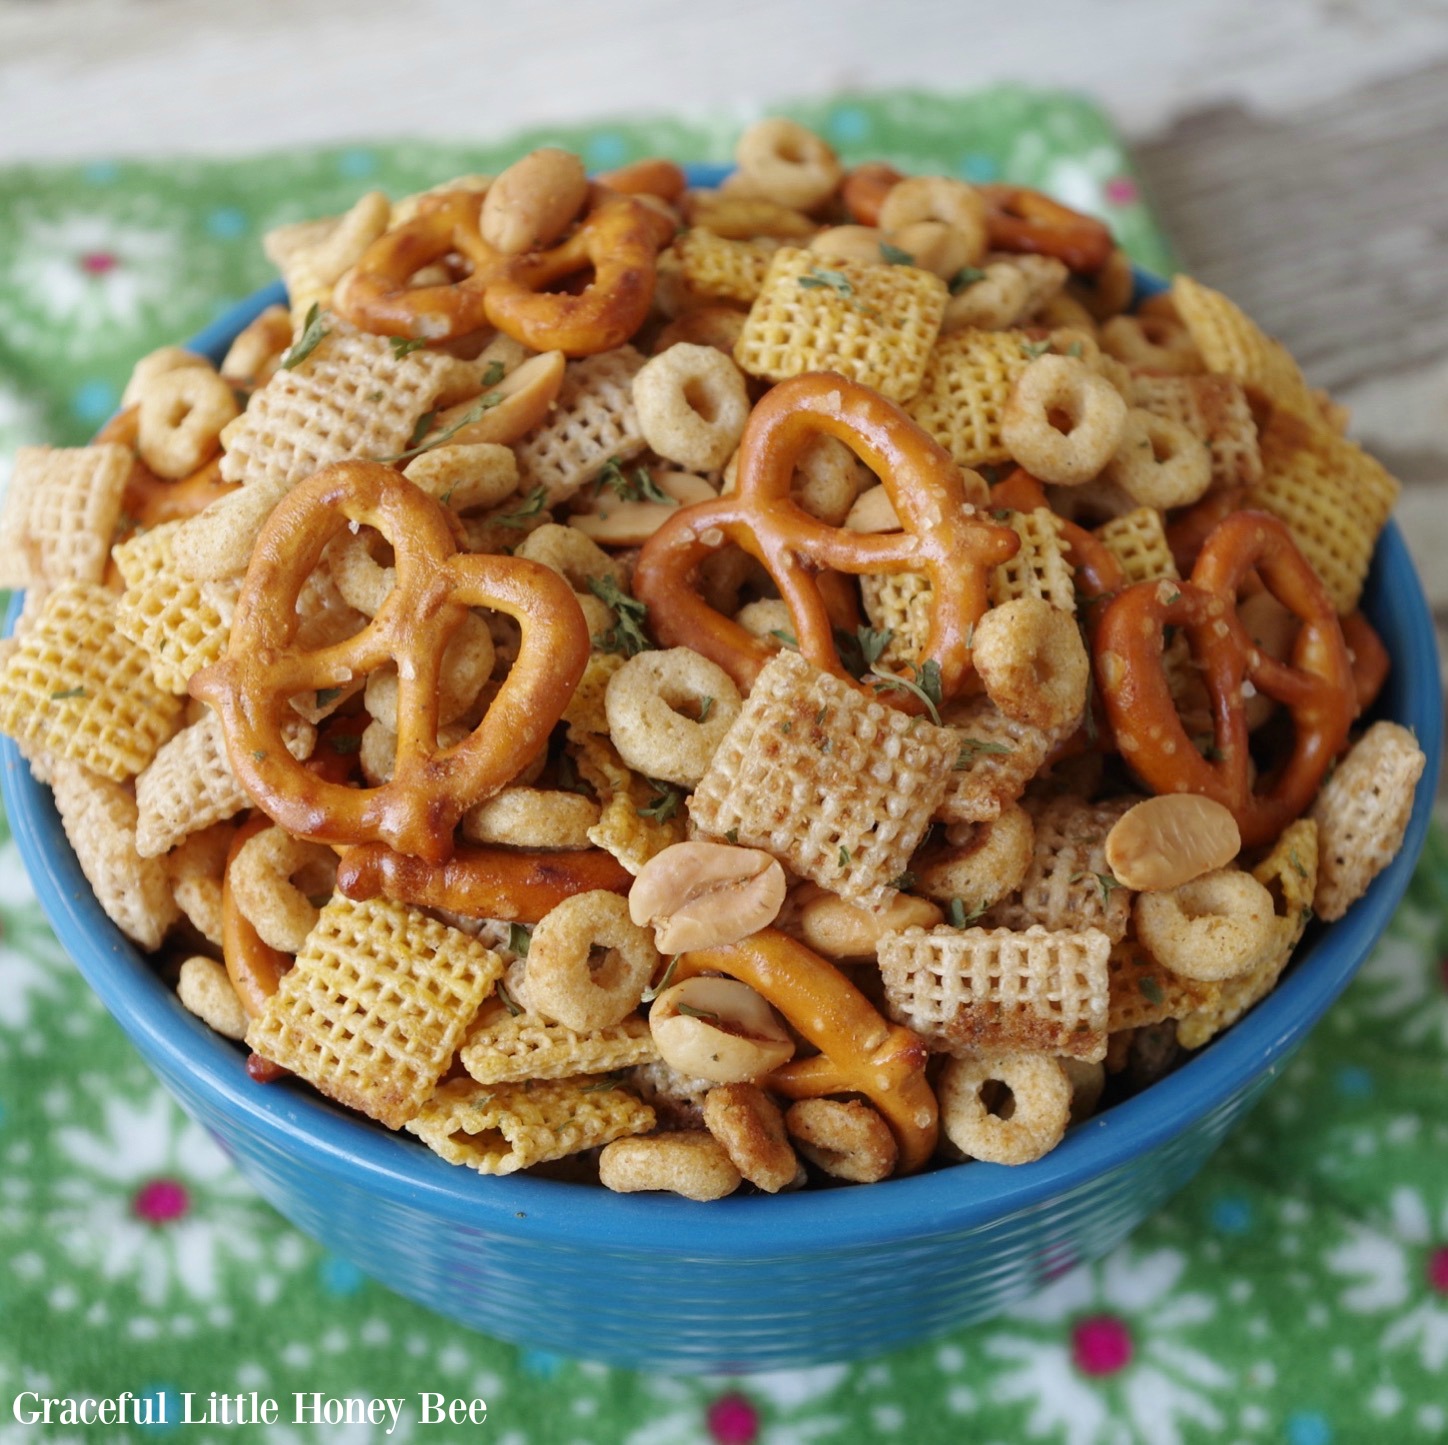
[481,147,589,254]
[1104,794,1242,891]
[629,841,786,952]
[648,976,794,1084]
[796,887,943,961]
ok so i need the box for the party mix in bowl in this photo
[0,120,1426,1199]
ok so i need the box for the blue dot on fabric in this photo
[1334,1065,1374,1098]
[1286,1410,1333,1445]
[137,1386,180,1434]
[521,1348,564,1379]
[71,380,119,425]
[82,160,120,185]
[319,1254,363,1295]
[959,153,1001,183]
[206,207,247,239]
[827,106,871,144]
[584,133,629,170]
[1210,1196,1253,1235]
[338,148,377,179]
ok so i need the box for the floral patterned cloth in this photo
[0,90,1444,1445]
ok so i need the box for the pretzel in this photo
[1095,511,1355,847]
[841,163,906,226]
[335,840,633,922]
[335,187,672,353]
[978,184,1115,274]
[190,460,590,862]
[632,372,1019,703]
[672,929,938,1174]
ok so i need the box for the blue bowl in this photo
[2,191,1441,1369]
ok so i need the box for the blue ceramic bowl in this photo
[2,178,1441,1369]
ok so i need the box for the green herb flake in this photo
[780,720,793,735]
[251,749,268,762]
[48,685,87,701]
[1139,975,1165,1006]
[327,733,363,755]
[1164,590,1182,606]
[1066,341,1085,358]
[497,484,550,529]
[954,737,1014,768]
[389,336,429,358]
[769,627,798,649]
[508,923,532,957]
[641,954,682,1003]
[891,870,918,891]
[948,266,988,294]
[1073,870,1125,907]
[1020,339,1053,360]
[697,695,714,723]
[815,704,828,728]
[869,658,943,725]
[589,575,653,657]
[637,782,681,823]
[580,1072,627,1093]
[724,828,739,845]
[280,303,328,370]
[1289,849,1308,879]
[480,359,506,387]
[314,686,345,709]
[946,897,984,928]
[838,846,851,869]
[798,267,854,297]
[677,1003,721,1023]
[878,242,915,266]
[596,455,671,505]
[496,981,523,1017]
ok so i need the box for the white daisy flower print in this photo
[1352,902,1448,1052]
[982,1245,1235,1445]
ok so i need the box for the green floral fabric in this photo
[1,89,1444,1445]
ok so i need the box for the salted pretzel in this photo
[1094,510,1355,848]
[335,840,633,923]
[190,460,590,862]
[672,929,938,1174]
[978,184,1114,274]
[840,162,906,226]
[1342,610,1389,715]
[334,186,673,353]
[632,373,1020,704]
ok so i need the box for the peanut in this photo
[480,147,588,254]
[1104,794,1241,891]
[648,976,794,1084]
[796,887,943,961]
[628,841,785,952]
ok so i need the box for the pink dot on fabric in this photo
[79,251,118,275]
[707,1393,759,1445]
[133,1178,189,1223]
[1428,1246,1448,1294]
[1103,177,1138,206]
[1071,1313,1134,1376]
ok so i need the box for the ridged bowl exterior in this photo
[2,213,1440,1370]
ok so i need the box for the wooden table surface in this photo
[2,0,1445,781]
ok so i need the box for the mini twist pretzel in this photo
[335,186,673,353]
[191,461,590,862]
[633,373,1019,704]
[1095,511,1355,847]
[673,929,938,1174]
[978,184,1115,274]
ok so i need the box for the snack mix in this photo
[0,121,1426,1197]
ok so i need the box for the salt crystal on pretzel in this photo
[0,581,182,782]
[983,795,1136,943]
[733,247,947,402]
[459,1001,658,1085]
[878,923,1111,1062]
[988,507,1075,610]
[1171,275,1318,421]
[246,894,503,1129]
[406,1075,654,1174]
[1129,374,1262,491]
[1246,405,1400,614]
[672,228,778,307]
[135,709,314,858]
[567,725,687,872]
[49,760,178,950]
[1177,818,1318,1049]
[904,328,1035,468]
[1094,507,1179,586]
[1311,721,1426,921]
[688,649,955,908]
[513,347,647,506]
[0,444,133,590]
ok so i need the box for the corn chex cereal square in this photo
[1129,373,1261,491]
[0,581,182,781]
[689,649,956,907]
[989,508,1074,609]
[860,571,931,668]
[50,760,179,950]
[246,895,503,1129]
[1171,275,1317,421]
[460,1003,657,1085]
[405,1076,655,1174]
[567,724,686,872]
[1106,934,1215,1033]
[983,794,1136,942]
[733,248,947,402]
[1247,406,1400,614]
[904,328,1034,468]
[0,444,133,590]
[514,347,647,506]
[219,326,456,493]
[878,923,1111,1061]
[1177,818,1318,1049]
[672,228,777,307]
[936,696,1055,825]
[1094,507,1179,586]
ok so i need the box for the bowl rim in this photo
[2,206,1441,1255]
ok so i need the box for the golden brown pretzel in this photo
[840,163,906,226]
[672,930,937,1174]
[1095,511,1355,847]
[632,373,1020,705]
[335,841,633,923]
[191,460,590,862]
[979,184,1115,274]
